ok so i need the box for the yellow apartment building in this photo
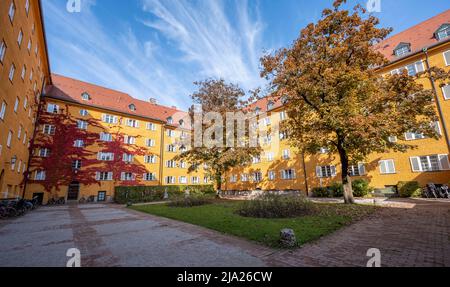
[0,0,51,199]
[225,10,450,194]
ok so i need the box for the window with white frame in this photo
[27,38,31,52]
[320,147,329,154]
[9,64,15,82]
[128,104,136,111]
[123,135,136,145]
[14,98,19,112]
[179,161,187,168]
[144,155,156,164]
[281,169,296,180]
[191,176,199,184]
[266,152,274,162]
[262,134,272,145]
[72,160,82,170]
[121,172,135,181]
[410,155,450,172]
[46,103,59,113]
[442,84,450,100]
[279,130,289,140]
[268,170,276,181]
[29,69,33,81]
[394,43,411,57]
[43,124,55,135]
[21,65,26,80]
[166,176,175,184]
[316,165,336,178]
[39,148,50,157]
[0,101,6,120]
[443,50,450,66]
[405,131,425,141]
[8,2,15,22]
[25,0,30,14]
[126,119,139,128]
[167,144,176,152]
[252,155,261,164]
[436,24,450,41]
[143,173,156,181]
[146,139,155,147]
[282,149,290,160]
[99,132,112,142]
[17,124,22,140]
[96,172,113,181]
[35,171,46,181]
[166,160,176,168]
[122,154,134,162]
[379,159,396,174]
[390,61,424,76]
[230,174,237,183]
[80,109,88,116]
[77,120,88,130]
[97,152,114,161]
[167,130,175,137]
[23,97,27,110]
[279,111,287,121]
[0,40,6,63]
[348,163,366,177]
[388,136,397,143]
[23,132,27,144]
[102,114,117,124]
[264,117,271,126]
[146,122,156,130]
[17,160,22,173]
[241,174,249,182]
[203,176,209,184]
[73,140,84,148]
[81,92,90,101]
[253,171,262,182]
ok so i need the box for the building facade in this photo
[0,0,51,199]
[225,10,450,194]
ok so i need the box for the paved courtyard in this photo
[0,199,449,267]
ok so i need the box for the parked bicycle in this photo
[47,197,66,205]
[79,195,95,204]
[422,183,449,199]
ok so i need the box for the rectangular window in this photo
[97,191,106,202]
[23,132,27,144]
[442,84,450,100]
[264,117,271,126]
[444,50,450,66]
[8,2,15,22]
[72,160,82,170]
[166,160,176,168]
[17,124,22,139]
[279,131,288,140]
[46,103,59,113]
[43,124,55,135]
[80,109,88,116]
[146,139,155,147]
[7,130,13,147]
[97,152,114,161]
[281,169,296,180]
[102,114,118,124]
[230,175,237,183]
[252,155,261,164]
[266,152,274,162]
[379,159,396,174]
[405,132,425,141]
[126,119,139,128]
[23,97,28,110]
[280,111,287,121]
[144,155,156,164]
[316,166,336,178]
[73,140,84,148]
[167,144,176,152]
[146,122,156,130]
[203,176,209,184]
[0,40,6,63]
[165,176,175,184]
[17,29,23,47]
[9,64,15,82]
[349,163,365,177]
[77,120,88,130]
[123,135,136,145]
[25,0,30,14]
[410,155,449,172]
[35,171,46,181]
[39,148,50,157]
[190,176,199,184]
[0,101,6,120]
[13,97,19,112]
[96,172,113,181]
[241,174,249,182]
[122,154,134,162]
[268,170,276,181]
[282,149,290,160]
[253,172,262,182]
[179,176,187,184]
[179,161,187,168]
[99,132,112,142]
[143,173,156,181]
[167,130,175,137]
[120,172,135,181]
[21,65,26,79]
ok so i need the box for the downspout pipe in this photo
[423,48,450,152]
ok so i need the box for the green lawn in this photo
[131,200,378,248]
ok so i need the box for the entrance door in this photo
[67,182,80,200]
[32,193,44,205]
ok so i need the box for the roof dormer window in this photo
[167,116,173,124]
[394,43,411,57]
[81,92,90,101]
[435,24,450,41]
[128,104,136,111]
[267,101,274,111]
[254,107,261,114]
[179,119,184,127]
[281,95,289,105]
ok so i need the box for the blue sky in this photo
[42,0,450,110]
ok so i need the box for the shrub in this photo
[114,185,215,204]
[329,182,344,197]
[352,179,372,197]
[312,187,331,198]
[236,194,314,218]
[167,194,214,208]
[397,181,421,198]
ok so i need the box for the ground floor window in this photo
[316,165,336,178]
[97,191,106,202]
[410,154,450,172]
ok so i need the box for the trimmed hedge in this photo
[397,181,421,198]
[312,179,373,198]
[312,187,331,198]
[114,185,215,204]
[352,179,373,197]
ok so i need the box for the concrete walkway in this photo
[0,204,268,267]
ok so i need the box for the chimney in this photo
[149,98,157,104]
[171,106,177,109]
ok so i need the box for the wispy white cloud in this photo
[140,0,266,90]
[43,0,266,110]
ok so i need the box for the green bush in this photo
[352,179,372,197]
[312,187,331,198]
[236,194,314,218]
[114,185,215,204]
[329,182,344,197]
[397,181,421,198]
[167,194,214,207]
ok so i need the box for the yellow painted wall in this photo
[0,0,50,199]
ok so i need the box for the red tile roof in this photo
[45,74,187,125]
[374,9,450,62]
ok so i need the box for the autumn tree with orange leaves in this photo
[261,0,450,203]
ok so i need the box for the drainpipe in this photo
[301,152,309,197]
[423,48,450,152]
[159,126,165,186]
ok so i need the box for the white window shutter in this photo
[379,161,386,174]
[410,157,421,172]
[442,85,450,100]
[120,172,125,181]
[132,174,136,181]
[331,166,337,177]
[358,163,366,175]
[95,172,100,180]
[97,152,101,160]
[438,155,450,170]
[444,50,450,66]
[316,167,322,178]
[108,172,113,180]
[101,114,106,122]
[415,61,424,73]
[405,133,413,140]
[387,160,395,173]
[124,135,128,143]
[433,121,442,136]
[136,121,139,128]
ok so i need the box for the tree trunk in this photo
[337,145,355,204]
[215,173,222,198]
